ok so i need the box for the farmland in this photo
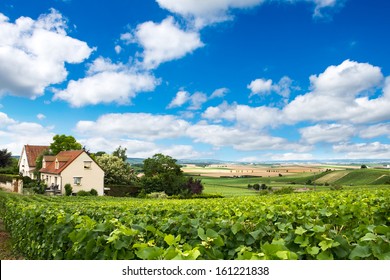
[188,165,390,196]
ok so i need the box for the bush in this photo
[0,174,19,183]
[77,190,92,196]
[253,183,260,190]
[89,189,98,196]
[260,183,267,190]
[273,186,294,195]
[64,184,72,196]
[330,185,343,191]
[181,177,204,195]
[105,184,141,197]
[146,192,168,199]
[31,181,46,194]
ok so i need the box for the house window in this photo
[55,160,59,169]
[73,177,82,186]
[84,161,92,169]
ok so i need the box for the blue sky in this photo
[1,0,390,161]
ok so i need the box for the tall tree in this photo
[141,153,184,195]
[0,149,12,168]
[50,134,82,155]
[112,146,127,162]
[95,154,135,185]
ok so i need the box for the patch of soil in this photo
[0,219,24,260]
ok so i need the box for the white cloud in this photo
[359,123,390,139]
[54,58,160,107]
[114,45,122,54]
[37,113,46,120]
[0,9,93,98]
[248,76,295,98]
[168,89,219,110]
[76,113,190,140]
[123,16,204,69]
[299,123,356,144]
[167,90,191,108]
[156,0,343,28]
[333,142,390,159]
[0,112,54,155]
[248,78,273,96]
[188,92,208,110]
[203,101,282,129]
[283,60,387,123]
[269,153,314,161]
[186,122,305,151]
[210,87,229,99]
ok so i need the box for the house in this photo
[18,145,50,179]
[39,150,104,196]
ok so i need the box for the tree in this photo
[0,149,12,168]
[112,146,127,162]
[361,164,368,169]
[95,154,136,185]
[50,134,82,155]
[141,154,185,195]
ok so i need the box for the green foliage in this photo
[0,149,12,168]
[105,184,140,197]
[0,174,19,183]
[77,190,92,196]
[112,146,127,162]
[1,188,389,260]
[95,154,136,185]
[89,189,98,196]
[361,165,368,169]
[0,157,19,175]
[273,186,294,195]
[50,134,82,155]
[64,184,73,196]
[141,154,186,196]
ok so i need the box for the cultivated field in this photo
[182,163,328,178]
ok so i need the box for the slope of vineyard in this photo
[314,169,390,185]
[1,188,389,260]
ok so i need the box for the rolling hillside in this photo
[314,169,390,185]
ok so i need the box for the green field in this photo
[197,169,390,196]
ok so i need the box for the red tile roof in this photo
[24,145,50,167]
[39,150,84,175]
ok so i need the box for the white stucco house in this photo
[18,145,50,179]
[39,150,105,196]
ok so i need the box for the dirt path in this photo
[0,219,24,260]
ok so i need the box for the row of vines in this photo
[0,188,389,260]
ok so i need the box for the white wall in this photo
[61,153,104,195]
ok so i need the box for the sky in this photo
[0,0,390,162]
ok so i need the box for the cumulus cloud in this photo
[0,9,93,98]
[203,101,282,129]
[248,78,273,96]
[248,76,295,98]
[333,142,390,159]
[283,60,387,123]
[168,88,224,110]
[54,57,160,107]
[210,87,229,99]
[0,112,54,154]
[76,113,190,140]
[156,0,343,28]
[122,16,204,69]
[359,123,390,139]
[299,123,356,144]
[186,122,305,151]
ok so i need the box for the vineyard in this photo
[0,188,389,260]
